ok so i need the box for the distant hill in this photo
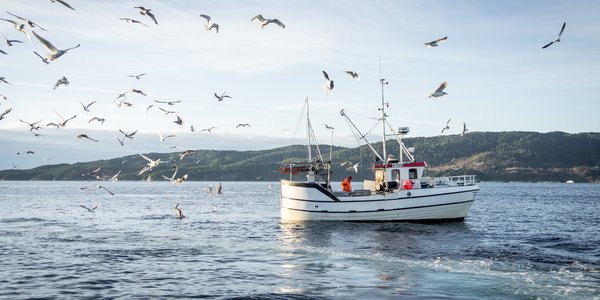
[1,131,599,183]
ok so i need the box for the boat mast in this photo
[379,57,388,160]
[306,97,312,163]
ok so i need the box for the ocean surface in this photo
[0,181,598,299]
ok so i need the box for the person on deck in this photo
[341,176,352,192]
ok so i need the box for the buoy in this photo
[403,180,413,190]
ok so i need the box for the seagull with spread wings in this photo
[80,204,99,212]
[0,108,12,120]
[345,71,359,80]
[128,72,147,79]
[174,203,185,219]
[77,134,99,142]
[200,14,219,33]
[53,76,69,89]
[138,154,161,175]
[53,109,76,128]
[428,81,448,98]
[119,18,149,27]
[50,0,75,10]
[19,119,42,131]
[251,14,285,29]
[236,123,251,128]
[461,122,469,136]
[200,126,216,133]
[154,99,181,106]
[214,92,231,101]
[3,33,23,46]
[441,119,451,134]
[6,11,47,31]
[80,100,97,112]
[324,123,334,130]
[113,134,125,146]
[32,31,80,61]
[542,22,566,49]
[134,6,158,25]
[425,36,447,48]
[33,51,49,64]
[158,132,176,142]
[0,17,32,43]
[88,116,105,124]
[321,71,334,94]
[119,129,138,139]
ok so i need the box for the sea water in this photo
[0,181,598,299]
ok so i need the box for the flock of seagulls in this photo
[1,3,570,217]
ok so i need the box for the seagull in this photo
[345,71,359,80]
[80,166,101,177]
[424,36,447,48]
[158,132,176,142]
[174,203,185,219]
[154,99,181,106]
[0,49,5,55]
[6,11,47,31]
[80,204,99,212]
[321,70,334,94]
[163,169,188,184]
[128,72,147,79]
[32,31,80,61]
[130,88,147,96]
[0,76,12,84]
[88,116,105,124]
[200,126,216,133]
[428,81,448,98]
[158,107,177,115]
[236,123,251,128]
[542,22,566,49]
[33,51,49,64]
[134,6,158,25]
[200,14,219,33]
[0,18,32,43]
[3,33,23,46]
[110,170,121,182]
[214,92,231,101]
[50,0,75,10]
[346,162,360,173]
[441,118,451,134]
[179,150,194,160]
[96,185,114,195]
[117,100,133,108]
[139,154,160,175]
[174,115,184,126]
[80,100,97,112]
[340,160,353,167]
[0,108,12,120]
[190,125,196,132]
[19,119,42,131]
[113,134,125,146]
[119,129,138,139]
[251,14,285,29]
[323,123,334,130]
[119,18,149,27]
[116,92,127,100]
[77,134,99,142]
[32,131,43,137]
[53,76,69,89]
[53,109,76,128]
[461,122,468,136]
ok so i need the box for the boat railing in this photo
[433,175,477,187]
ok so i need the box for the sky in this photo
[1,0,599,170]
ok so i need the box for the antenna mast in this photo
[379,57,388,160]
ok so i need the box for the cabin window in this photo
[409,168,418,179]
[392,169,401,181]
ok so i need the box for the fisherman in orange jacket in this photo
[341,176,352,192]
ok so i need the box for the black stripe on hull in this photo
[282,199,474,215]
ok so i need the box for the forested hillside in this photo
[1,132,599,182]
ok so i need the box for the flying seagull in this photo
[80,204,99,212]
[77,134,99,142]
[200,126,216,133]
[134,6,158,25]
[0,108,12,120]
[200,14,219,33]
[174,203,185,219]
[179,150,194,160]
[158,107,177,115]
[0,76,12,84]
[32,30,80,61]
[163,169,188,185]
[441,118,451,134]
[214,92,231,101]
[138,154,161,175]
[0,48,5,55]
[154,99,181,106]
[345,71,359,80]
[19,119,42,131]
[158,132,176,142]
[50,0,75,10]
[428,81,448,98]
[235,123,251,128]
[128,72,147,79]
[251,14,285,29]
[542,22,566,49]
[113,134,125,146]
[6,11,47,31]
[461,122,468,136]
[324,123,334,130]
[119,129,138,139]
[174,115,184,126]
[33,51,49,64]
[53,76,69,89]
[3,33,23,46]
[321,70,334,94]
[80,100,97,112]
[425,36,447,48]
[130,88,147,96]
[53,109,76,128]
[88,116,105,124]
[0,17,32,43]
[119,18,149,27]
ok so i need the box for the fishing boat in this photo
[279,79,479,222]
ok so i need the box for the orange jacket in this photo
[341,177,352,192]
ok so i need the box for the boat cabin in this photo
[364,156,427,192]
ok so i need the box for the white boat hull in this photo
[280,180,479,222]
